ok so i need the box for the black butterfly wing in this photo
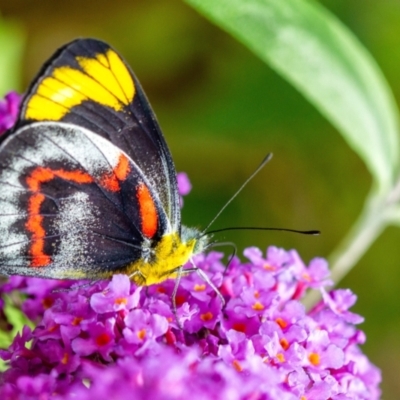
[0,122,169,279]
[13,38,180,234]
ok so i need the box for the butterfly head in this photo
[181,225,210,255]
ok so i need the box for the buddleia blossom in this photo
[0,250,381,399]
[0,92,381,399]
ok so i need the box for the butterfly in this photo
[0,38,212,290]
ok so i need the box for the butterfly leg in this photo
[171,266,184,330]
[189,259,225,307]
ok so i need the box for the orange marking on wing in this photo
[54,170,94,184]
[25,167,94,268]
[26,193,51,267]
[26,168,55,191]
[137,183,158,238]
[114,154,130,180]
[101,175,119,192]
[101,153,131,192]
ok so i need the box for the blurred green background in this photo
[0,0,399,397]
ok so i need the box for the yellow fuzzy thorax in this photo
[126,232,197,286]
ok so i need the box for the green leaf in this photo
[0,15,24,97]
[0,295,33,371]
[185,0,400,192]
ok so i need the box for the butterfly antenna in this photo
[201,153,273,236]
[203,226,320,236]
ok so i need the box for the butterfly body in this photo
[0,39,208,285]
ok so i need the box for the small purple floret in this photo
[177,172,192,196]
[0,91,21,135]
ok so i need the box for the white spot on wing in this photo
[52,191,99,270]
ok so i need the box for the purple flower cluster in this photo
[0,248,380,399]
[0,92,20,135]
[0,92,381,398]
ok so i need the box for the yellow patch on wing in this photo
[25,49,135,121]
